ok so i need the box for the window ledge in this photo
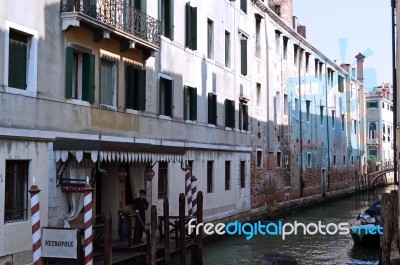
[67,98,91,107]
[224,127,234,131]
[126,109,141,115]
[207,124,216,128]
[185,120,196,124]
[5,87,37,97]
[159,115,172,121]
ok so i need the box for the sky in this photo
[293,0,393,90]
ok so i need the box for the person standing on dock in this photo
[132,189,149,244]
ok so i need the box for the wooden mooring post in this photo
[151,205,157,265]
[380,192,395,264]
[104,212,112,265]
[179,193,186,265]
[164,197,170,264]
[194,191,203,265]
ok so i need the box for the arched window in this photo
[369,122,376,139]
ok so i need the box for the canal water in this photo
[173,186,394,265]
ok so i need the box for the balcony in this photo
[60,0,160,52]
[368,139,379,145]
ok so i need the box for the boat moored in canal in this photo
[350,201,381,246]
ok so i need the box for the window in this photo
[240,36,248,75]
[240,161,245,188]
[100,59,117,107]
[341,114,345,131]
[306,100,311,121]
[284,94,288,116]
[305,52,310,72]
[367,101,378,108]
[283,36,288,60]
[294,98,299,120]
[239,101,249,131]
[158,161,168,199]
[225,161,231,190]
[333,155,337,165]
[331,110,335,128]
[255,17,261,58]
[338,76,344,92]
[383,124,386,141]
[319,62,323,80]
[354,120,357,134]
[343,155,346,165]
[225,31,231,67]
[351,156,354,165]
[208,93,217,125]
[185,2,197,50]
[65,46,95,102]
[5,23,38,93]
[207,19,214,59]
[382,102,385,108]
[256,83,261,106]
[125,65,146,111]
[207,161,213,193]
[240,0,247,13]
[275,30,280,55]
[369,149,378,162]
[159,76,174,116]
[388,126,391,142]
[184,86,197,121]
[277,152,281,168]
[320,106,324,125]
[293,44,298,65]
[5,160,29,223]
[159,0,174,39]
[257,150,263,168]
[225,99,235,128]
[369,122,377,139]
[307,153,311,167]
[314,59,319,78]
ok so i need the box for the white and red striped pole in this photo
[83,176,94,265]
[28,176,42,265]
[185,167,198,216]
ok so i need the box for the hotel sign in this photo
[42,228,80,260]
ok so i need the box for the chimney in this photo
[340,63,350,73]
[292,16,298,30]
[297,25,306,38]
[355,52,366,83]
[351,68,356,78]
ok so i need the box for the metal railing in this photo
[61,0,160,47]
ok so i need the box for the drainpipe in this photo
[299,43,303,198]
[325,61,331,190]
[392,0,398,185]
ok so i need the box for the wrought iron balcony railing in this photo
[61,0,160,47]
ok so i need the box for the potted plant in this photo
[118,209,131,239]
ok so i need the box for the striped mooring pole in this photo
[83,176,94,265]
[185,168,198,216]
[29,176,42,265]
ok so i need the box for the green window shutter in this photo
[134,0,146,12]
[8,33,27,90]
[225,99,229,127]
[165,79,173,116]
[183,86,188,120]
[239,102,243,130]
[230,100,235,128]
[137,69,146,111]
[208,93,213,124]
[185,3,190,47]
[241,39,247,76]
[65,47,73,98]
[190,87,197,120]
[125,65,134,109]
[191,6,197,50]
[243,104,249,130]
[212,94,217,125]
[165,0,174,39]
[82,53,95,103]
[240,0,247,13]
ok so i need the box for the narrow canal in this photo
[173,186,394,265]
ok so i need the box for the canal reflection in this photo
[172,186,395,265]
